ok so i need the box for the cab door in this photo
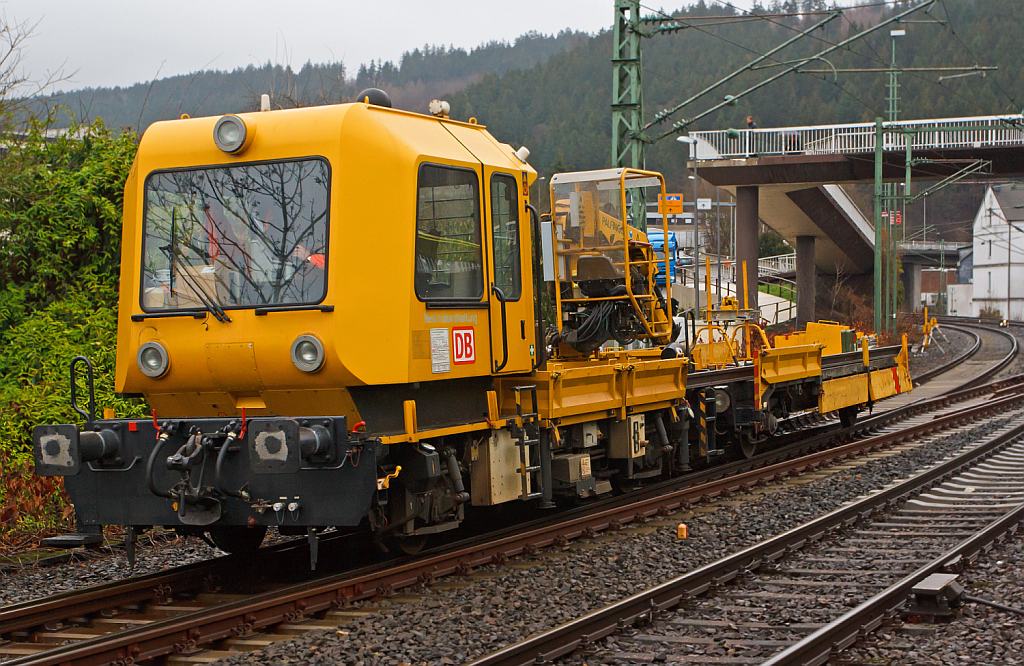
[484,169,535,374]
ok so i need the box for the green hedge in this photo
[0,119,145,536]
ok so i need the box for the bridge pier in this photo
[796,235,816,326]
[901,261,921,312]
[736,186,759,312]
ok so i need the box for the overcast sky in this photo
[1,0,771,92]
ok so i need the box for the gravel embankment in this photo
[840,533,1024,665]
[0,534,222,605]
[213,413,1021,666]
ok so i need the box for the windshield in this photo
[141,158,329,311]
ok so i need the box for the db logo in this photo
[452,327,476,365]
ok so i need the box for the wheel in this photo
[739,435,759,459]
[839,406,859,428]
[385,534,430,556]
[208,526,267,555]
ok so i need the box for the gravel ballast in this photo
[211,412,1023,665]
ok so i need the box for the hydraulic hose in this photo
[214,433,246,499]
[444,448,470,504]
[145,434,175,499]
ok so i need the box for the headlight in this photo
[138,342,169,378]
[291,334,325,373]
[213,115,247,153]
[713,387,731,413]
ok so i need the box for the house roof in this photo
[991,183,1024,215]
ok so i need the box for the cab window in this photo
[490,173,522,301]
[141,158,329,311]
[415,165,483,301]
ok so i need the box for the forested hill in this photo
[41,0,1023,187]
[450,0,1022,184]
[38,30,588,132]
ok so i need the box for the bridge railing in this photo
[691,114,1024,159]
[898,240,967,254]
[677,268,797,326]
[759,253,796,276]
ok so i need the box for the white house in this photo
[971,184,1024,319]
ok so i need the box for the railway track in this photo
[0,322,1015,665]
[886,322,1016,403]
[471,405,1024,666]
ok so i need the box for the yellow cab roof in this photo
[134,101,536,182]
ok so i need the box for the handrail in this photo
[758,253,796,276]
[69,356,96,424]
[491,284,510,373]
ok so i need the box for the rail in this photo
[690,114,1024,159]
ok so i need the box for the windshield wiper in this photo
[169,251,232,323]
[132,310,207,322]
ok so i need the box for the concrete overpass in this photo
[897,240,966,311]
[688,114,1024,323]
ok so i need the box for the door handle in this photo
[492,284,509,373]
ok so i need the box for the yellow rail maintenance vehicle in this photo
[31,90,912,562]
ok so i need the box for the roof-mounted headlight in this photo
[138,341,170,378]
[291,334,325,373]
[213,115,248,154]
